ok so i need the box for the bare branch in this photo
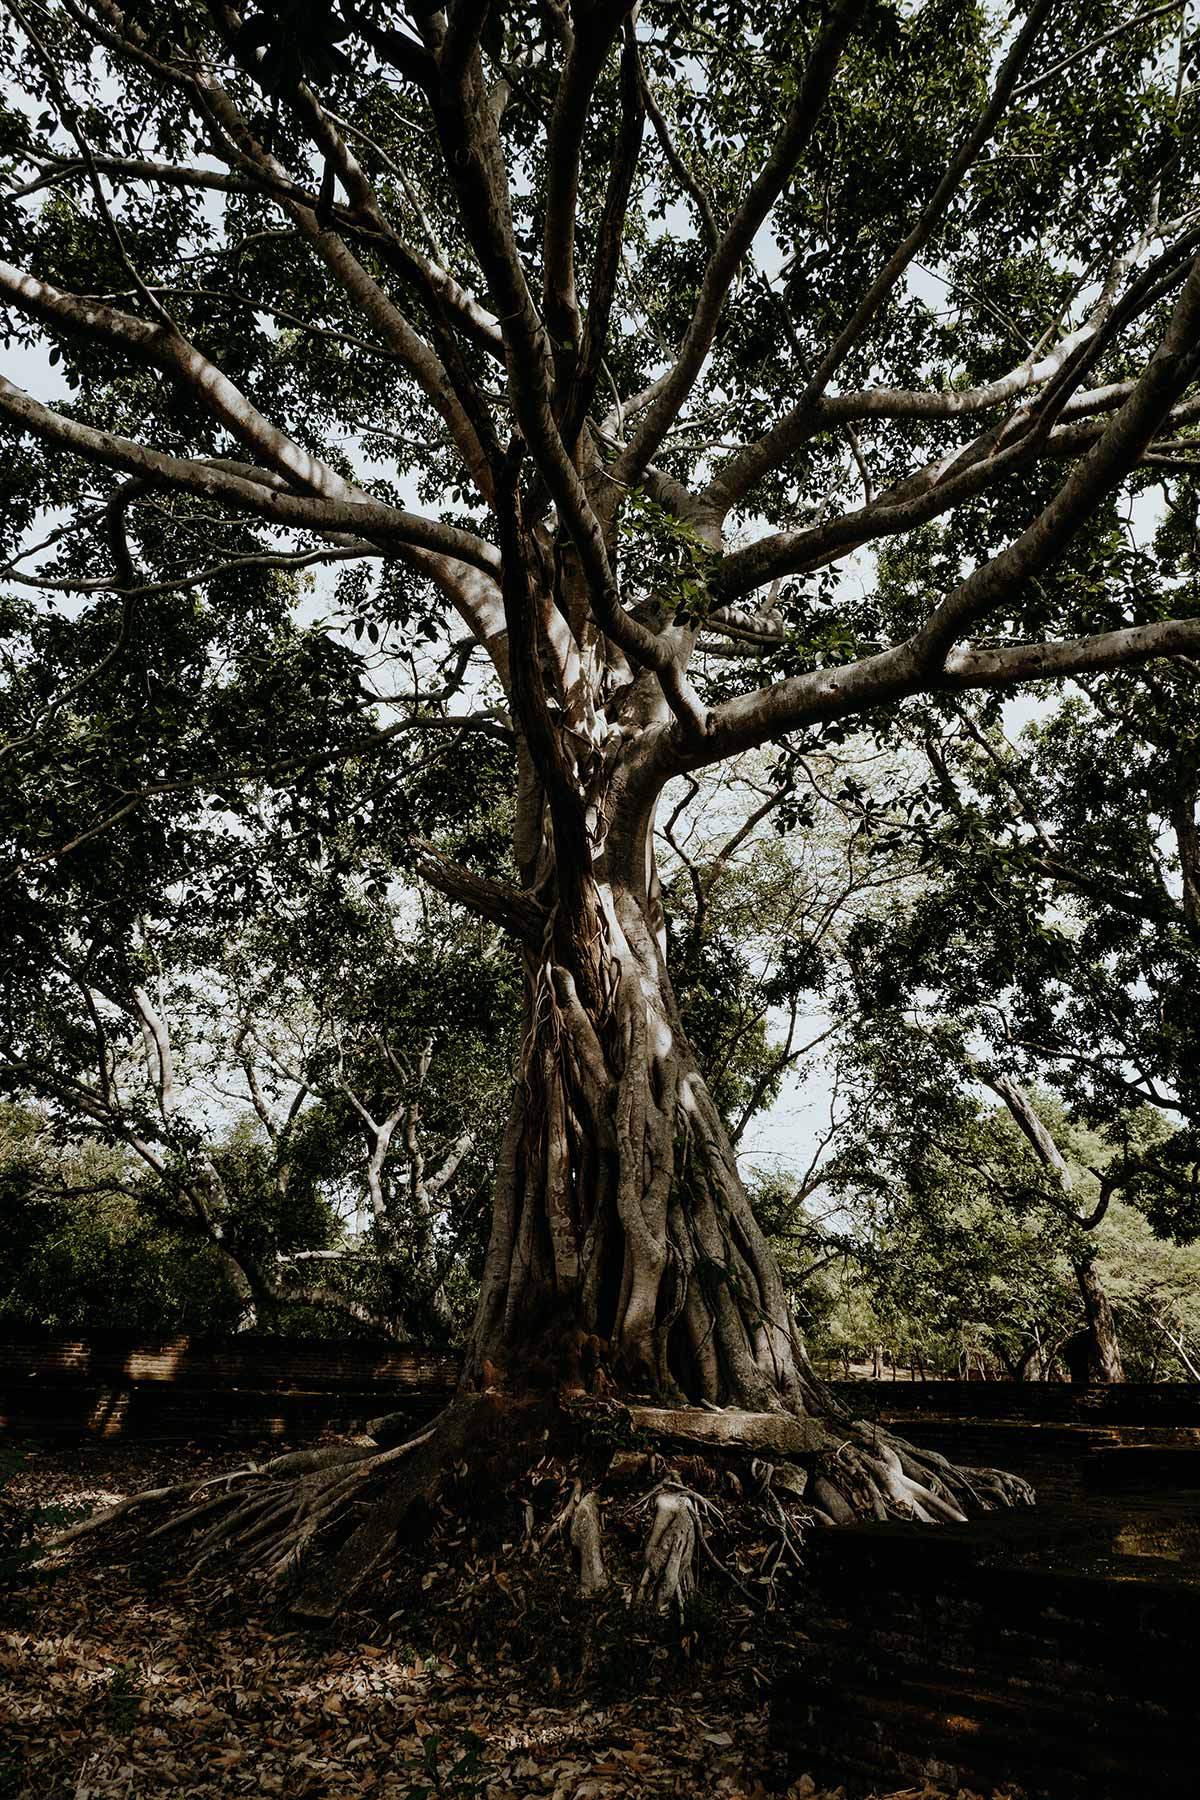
[412,839,546,944]
[561,22,646,447]
[613,0,864,491]
[1013,1,1184,101]
[542,5,633,380]
[638,51,718,249]
[911,252,1200,667]
[0,369,500,572]
[131,985,176,1121]
[682,615,1200,773]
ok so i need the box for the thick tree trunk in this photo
[466,879,823,1414]
[65,896,1036,1614]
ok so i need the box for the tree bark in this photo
[1073,1255,1125,1384]
[464,874,823,1415]
[978,1069,1123,1385]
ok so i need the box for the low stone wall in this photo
[828,1381,1200,1504]
[5,1344,1200,1463]
[827,1378,1200,1424]
[0,1330,459,1442]
[772,1496,1200,1800]
[772,1382,1200,1798]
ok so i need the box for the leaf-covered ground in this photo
[1,1443,1017,1800]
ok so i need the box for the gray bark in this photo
[1074,1256,1125,1385]
[980,1068,1125,1384]
[465,875,824,1415]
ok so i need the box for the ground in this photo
[1,1442,1023,1800]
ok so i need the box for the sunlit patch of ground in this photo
[0,1443,1017,1799]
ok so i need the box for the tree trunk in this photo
[1074,1256,1124,1384]
[996,1329,1051,1382]
[465,878,823,1414]
[216,1243,261,1333]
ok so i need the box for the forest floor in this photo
[0,1441,1020,1800]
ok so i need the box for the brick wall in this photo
[5,1343,1200,1454]
[830,1380,1200,1503]
[828,1378,1200,1425]
[0,1329,459,1442]
[772,1497,1200,1800]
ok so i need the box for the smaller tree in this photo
[0,855,521,1339]
[818,1011,1200,1382]
[228,877,521,1340]
[0,1101,238,1331]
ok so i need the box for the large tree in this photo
[5,0,1200,1599]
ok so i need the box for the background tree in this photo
[0,814,520,1338]
[793,1073,1200,1383]
[836,643,1200,1374]
[809,1018,1161,1380]
[0,1100,245,1331]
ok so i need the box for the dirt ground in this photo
[0,1442,1015,1800]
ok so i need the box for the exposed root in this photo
[292,1396,494,1619]
[626,1406,825,1458]
[46,1443,387,1555]
[809,1472,855,1523]
[588,1402,1034,1528]
[635,1478,725,1614]
[753,1466,808,1579]
[638,1487,699,1614]
[45,1394,509,1624]
[46,1392,1034,1637]
[570,1490,609,1594]
[539,1475,583,1551]
[49,1483,183,1548]
[800,1418,1035,1526]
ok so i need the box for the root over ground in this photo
[1,1440,1029,1800]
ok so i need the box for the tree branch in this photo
[411,840,546,945]
[0,370,500,571]
[637,51,718,249]
[561,21,646,447]
[681,616,1200,771]
[708,0,1054,508]
[613,0,864,491]
[542,3,633,388]
[911,252,1200,666]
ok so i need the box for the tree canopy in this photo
[3,1,1199,858]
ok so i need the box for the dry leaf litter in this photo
[1,1443,1021,1800]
